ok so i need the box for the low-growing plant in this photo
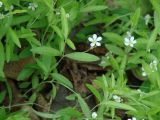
[1,0,160,120]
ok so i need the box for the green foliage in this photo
[1,0,160,120]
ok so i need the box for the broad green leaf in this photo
[86,84,102,102]
[66,39,76,50]
[29,93,37,103]
[65,52,99,62]
[66,94,76,101]
[107,101,137,112]
[0,108,6,120]
[36,59,48,75]
[32,75,39,89]
[11,10,27,14]
[31,46,60,56]
[150,0,160,16]
[77,94,91,118]
[0,91,6,103]
[61,7,68,40]
[52,25,63,39]
[105,44,125,56]
[6,114,30,120]
[103,32,123,47]
[128,51,147,64]
[33,110,58,119]
[130,8,141,31]
[52,73,73,89]
[0,42,5,78]
[17,68,34,81]
[80,5,107,12]
[12,15,31,26]
[108,53,119,70]
[19,82,30,89]
[5,80,12,107]
[147,28,158,51]
[8,27,21,48]
[6,38,15,62]
[154,12,160,29]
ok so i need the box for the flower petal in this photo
[93,34,97,40]
[124,38,129,46]
[90,42,95,47]
[130,36,134,41]
[96,37,102,41]
[130,43,134,47]
[88,37,93,42]
[133,40,137,44]
[96,42,101,46]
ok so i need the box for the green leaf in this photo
[103,32,124,47]
[147,28,158,51]
[0,42,5,78]
[31,46,60,56]
[52,25,63,39]
[80,5,107,12]
[8,28,21,48]
[52,73,73,89]
[33,110,59,119]
[150,0,160,16]
[0,91,6,104]
[17,68,34,81]
[29,93,37,103]
[130,8,141,31]
[32,75,39,89]
[61,7,68,40]
[105,44,125,56]
[65,52,99,62]
[108,53,119,70]
[107,101,137,112]
[86,84,102,102]
[66,39,76,50]
[77,94,91,118]
[0,108,6,120]
[35,59,48,75]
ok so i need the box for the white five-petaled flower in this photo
[124,32,137,47]
[141,67,147,76]
[92,112,97,119]
[128,117,136,120]
[112,95,123,103]
[144,14,151,25]
[150,60,158,72]
[137,89,145,97]
[66,13,70,18]
[28,3,38,11]
[0,1,3,7]
[0,13,4,19]
[88,34,102,48]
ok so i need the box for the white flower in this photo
[66,13,70,18]
[128,117,136,120]
[112,95,123,103]
[0,1,3,7]
[92,112,97,119]
[137,89,145,97]
[88,34,102,48]
[5,5,14,11]
[56,12,60,15]
[150,60,158,72]
[141,67,147,76]
[10,5,14,10]
[124,32,137,47]
[144,14,151,25]
[0,13,4,19]
[100,60,106,64]
[28,3,38,11]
